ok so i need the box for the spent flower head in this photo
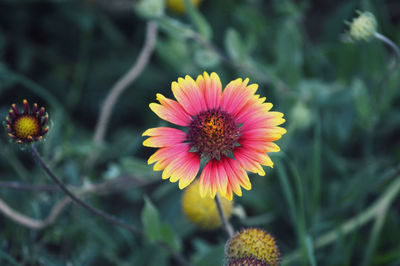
[348,11,377,41]
[5,99,49,144]
[182,180,233,229]
[225,228,280,266]
[143,72,286,200]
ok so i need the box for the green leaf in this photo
[352,78,372,129]
[156,17,194,39]
[184,0,212,40]
[120,157,158,178]
[160,223,182,253]
[275,19,303,86]
[192,240,225,266]
[224,28,246,62]
[194,48,220,68]
[141,197,162,242]
[135,0,165,19]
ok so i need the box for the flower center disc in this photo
[13,115,40,140]
[188,109,240,160]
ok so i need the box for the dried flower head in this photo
[225,228,280,266]
[5,99,49,144]
[182,180,233,229]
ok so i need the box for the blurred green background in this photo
[1,0,400,265]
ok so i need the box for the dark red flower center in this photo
[187,109,240,160]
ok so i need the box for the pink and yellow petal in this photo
[227,158,251,191]
[235,99,274,124]
[199,160,218,198]
[215,160,228,197]
[239,139,281,153]
[165,152,200,187]
[234,147,267,176]
[240,127,287,141]
[196,72,222,109]
[220,78,259,117]
[222,158,243,197]
[149,144,200,187]
[142,127,187,147]
[149,94,191,126]
[172,75,206,116]
[148,143,188,166]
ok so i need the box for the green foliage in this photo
[1,0,400,265]
[142,196,162,242]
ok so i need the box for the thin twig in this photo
[0,182,59,192]
[215,194,235,238]
[30,146,143,235]
[0,177,154,229]
[0,198,45,229]
[27,146,192,265]
[92,21,158,146]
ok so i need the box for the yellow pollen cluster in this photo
[225,228,280,266]
[13,115,40,140]
[204,116,224,137]
[182,180,233,229]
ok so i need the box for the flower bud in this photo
[349,11,377,41]
[290,101,312,130]
[167,0,201,13]
[182,180,233,229]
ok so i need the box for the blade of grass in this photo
[0,249,20,266]
[311,115,322,217]
[282,175,400,265]
[276,161,297,223]
[361,206,388,266]
[286,157,316,266]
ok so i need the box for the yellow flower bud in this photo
[166,0,201,13]
[182,180,233,229]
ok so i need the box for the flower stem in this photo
[215,194,235,238]
[374,32,400,110]
[374,32,400,62]
[30,146,143,235]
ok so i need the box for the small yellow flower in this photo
[166,0,201,13]
[182,180,233,229]
[5,99,49,144]
[349,11,377,41]
[225,228,280,266]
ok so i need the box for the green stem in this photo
[374,32,400,62]
[215,194,235,237]
[30,146,192,265]
[30,146,142,235]
[373,32,400,111]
